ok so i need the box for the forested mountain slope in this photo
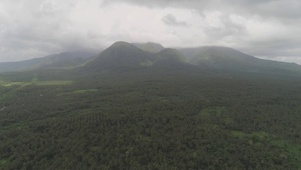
[178,46,301,73]
[1,41,301,169]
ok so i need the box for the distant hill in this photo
[178,46,301,73]
[0,51,96,73]
[132,42,165,53]
[179,46,257,66]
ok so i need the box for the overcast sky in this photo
[0,0,301,64]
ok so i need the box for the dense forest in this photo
[0,68,301,169]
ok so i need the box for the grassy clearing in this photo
[272,140,301,155]
[231,130,301,168]
[271,140,301,168]
[72,89,98,94]
[0,159,8,168]
[199,106,226,117]
[0,121,29,135]
[58,89,98,96]
[0,80,72,87]
[231,130,269,139]
[32,80,72,86]
[0,81,29,87]
[0,80,72,101]
[2,122,29,131]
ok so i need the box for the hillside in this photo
[178,46,301,73]
[84,41,154,70]
[0,51,96,73]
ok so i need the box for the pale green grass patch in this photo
[58,89,98,96]
[0,80,72,87]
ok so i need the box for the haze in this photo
[0,0,300,64]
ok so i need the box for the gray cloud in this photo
[162,14,188,27]
[0,0,301,64]
[105,0,301,20]
[0,0,103,62]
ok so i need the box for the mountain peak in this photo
[158,48,182,56]
[132,42,164,53]
[110,41,135,48]
[84,41,153,70]
[145,42,164,47]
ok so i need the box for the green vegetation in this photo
[0,159,8,167]
[2,41,301,169]
[0,80,72,87]
[1,63,301,169]
[199,106,226,117]
[231,130,301,168]
[231,131,269,139]
[59,89,98,96]
[272,140,301,169]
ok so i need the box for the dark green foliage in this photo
[1,68,301,169]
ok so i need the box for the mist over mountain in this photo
[84,41,154,71]
[179,46,257,64]
[2,41,301,169]
[178,46,301,73]
[132,42,165,53]
[1,41,301,75]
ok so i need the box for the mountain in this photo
[179,46,257,65]
[178,46,301,73]
[132,42,165,53]
[83,42,192,72]
[0,51,96,73]
[2,41,300,75]
[84,41,154,71]
[2,41,301,170]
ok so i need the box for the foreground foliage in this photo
[0,69,301,169]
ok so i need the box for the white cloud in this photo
[0,0,300,63]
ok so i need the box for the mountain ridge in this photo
[0,51,96,73]
[84,41,154,71]
[132,42,165,53]
[1,41,300,75]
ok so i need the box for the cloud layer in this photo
[0,0,300,64]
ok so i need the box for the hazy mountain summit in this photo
[85,41,154,70]
[1,41,301,75]
[178,46,301,73]
[82,41,191,72]
[132,42,165,53]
